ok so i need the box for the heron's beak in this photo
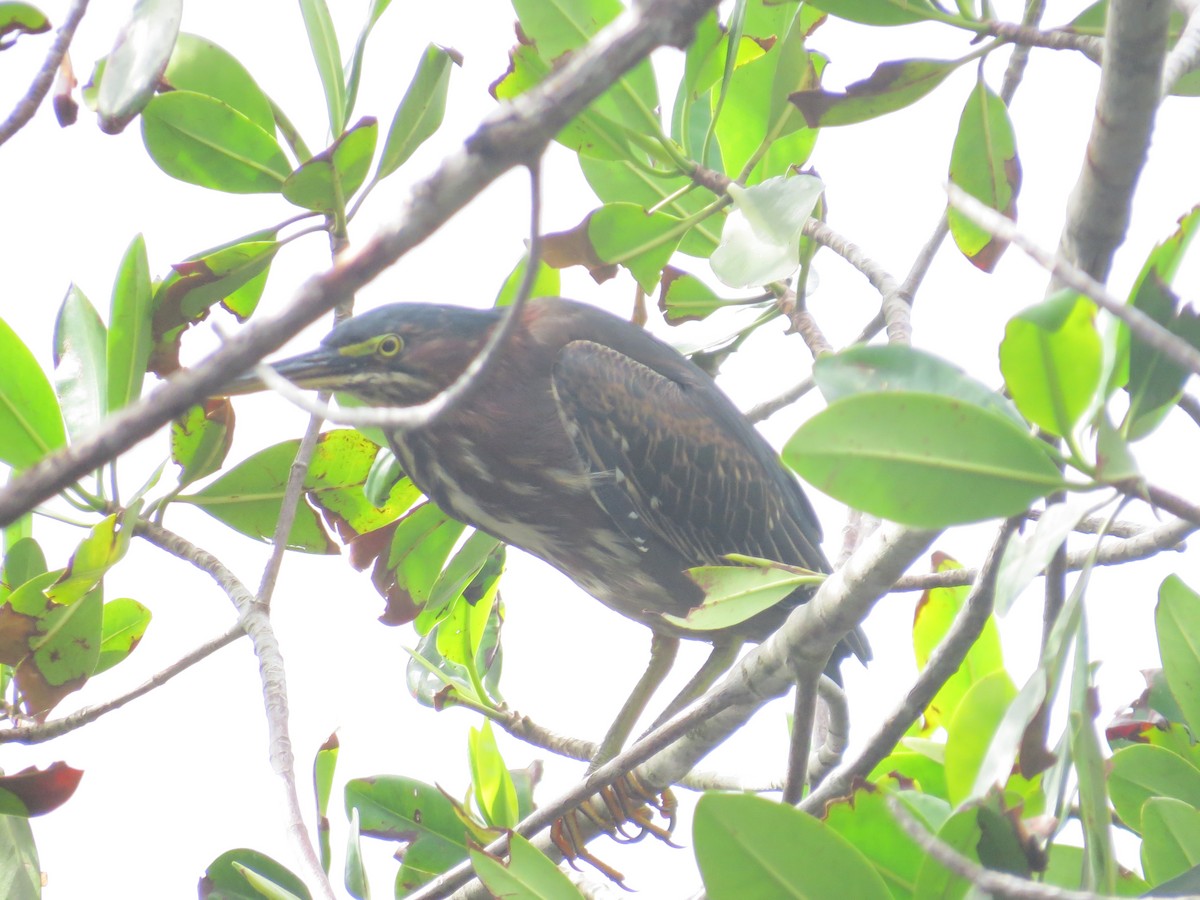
[221,346,356,396]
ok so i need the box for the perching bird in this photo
[233,297,868,753]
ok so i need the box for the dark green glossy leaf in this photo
[913,554,1003,733]
[376,44,459,182]
[813,344,1022,423]
[163,33,274,132]
[52,285,107,443]
[1109,744,1200,833]
[948,75,1021,271]
[106,234,153,413]
[470,834,581,900]
[141,91,290,193]
[790,59,961,127]
[0,3,49,50]
[344,0,393,123]
[695,792,890,899]
[810,0,943,25]
[1157,575,1200,737]
[93,597,151,676]
[96,0,181,134]
[345,775,470,871]
[198,848,312,900]
[298,0,346,135]
[284,117,379,211]
[999,292,1102,438]
[784,392,1064,527]
[171,400,234,487]
[0,316,65,469]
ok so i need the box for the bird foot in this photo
[549,774,679,887]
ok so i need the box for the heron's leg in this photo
[647,639,742,730]
[589,633,679,771]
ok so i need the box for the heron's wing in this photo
[550,339,829,576]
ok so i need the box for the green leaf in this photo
[784,392,1064,527]
[375,44,459,182]
[1069,608,1114,891]
[284,117,379,211]
[93,597,151,675]
[0,316,66,469]
[1109,744,1200,833]
[343,0,393,124]
[179,440,338,553]
[1123,206,1200,439]
[362,448,404,508]
[46,512,134,605]
[96,0,182,134]
[790,59,961,127]
[999,292,1102,439]
[199,848,312,900]
[943,670,1017,805]
[1141,798,1200,886]
[52,285,107,443]
[912,554,1003,733]
[694,792,891,900]
[824,787,932,897]
[468,721,519,829]
[162,33,275,132]
[1,538,46,603]
[314,733,338,876]
[657,269,729,323]
[947,75,1021,272]
[662,564,816,631]
[1157,575,1200,738]
[470,834,582,900]
[512,0,658,134]
[344,807,367,898]
[298,0,346,135]
[0,3,50,51]
[106,234,154,413]
[810,0,944,26]
[587,202,685,292]
[0,809,39,900]
[813,344,1023,424]
[14,585,102,715]
[495,253,560,308]
[170,400,234,487]
[141,90,291,193]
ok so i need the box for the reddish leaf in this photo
[0,763,84,816]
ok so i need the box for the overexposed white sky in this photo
[2,1,1200,897]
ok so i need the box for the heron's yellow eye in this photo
[377,334,404,357]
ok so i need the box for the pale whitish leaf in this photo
[711,175,824,288]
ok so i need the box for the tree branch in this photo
[0,0,90,146]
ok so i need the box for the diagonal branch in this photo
[0,0,90,146]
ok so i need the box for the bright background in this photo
[2,1,1199,896]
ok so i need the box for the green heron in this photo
[234,297,868,755]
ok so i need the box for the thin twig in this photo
[887,797,1123,900]
[985,20,1101,62]
[0,0,90,146]
[890,514,1193,592]
[136,522,334,900]
[1161,0,1200,97]
[946,184,1200,379]
[254,163,546,433]
[0,624,244,745]
[1000,0,1048,103]
[801,519,1018,813]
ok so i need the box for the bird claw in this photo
[548,775,679,887]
